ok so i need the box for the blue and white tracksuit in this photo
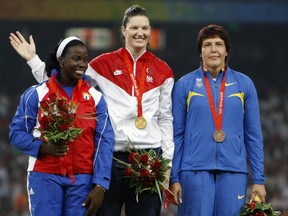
[9,73,114,216]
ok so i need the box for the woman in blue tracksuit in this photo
[169,25,266,216]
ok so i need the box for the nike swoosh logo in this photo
[225,82,236,87]
[113,70,123,75]
[238,195,245,199]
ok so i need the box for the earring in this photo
[60,64,63,67]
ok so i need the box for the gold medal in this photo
[213,130,225,142]
[135,116,147,129]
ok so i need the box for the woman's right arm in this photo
[9,31,48,83]
[9,31,36,61]
[9,86,43,157]
[10,31,98,86]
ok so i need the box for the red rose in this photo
[124,168,133,176]
[60,113,69,121]
[57,99,66,110]
[128,152,139,163]
[59,124,69,131]
[256,211,265,216]
[151,159,161,170]
[249,202,255,210]
[49,93,57,102]
[140,154,149,164]
[140,169,150,177]
[40,100,49,109]
[39,116,50,129]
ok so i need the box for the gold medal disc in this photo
[213,130,225,142]
[135,116,147,129]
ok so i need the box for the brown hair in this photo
[197,24,230,63]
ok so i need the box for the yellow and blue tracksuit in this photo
[171,66,265,216]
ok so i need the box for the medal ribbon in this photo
[124,52,147,117]
[203,68,226,131]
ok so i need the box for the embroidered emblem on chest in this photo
[83,92,91,100]
[196,78,203,88]
[146,75,153,83]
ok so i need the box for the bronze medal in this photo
[213,130,225,142]
[135,116,147,129]
[203,68,227,144]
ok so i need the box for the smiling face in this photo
[121,15,151,56]
[58,44,88,86]
[201,37,228,74]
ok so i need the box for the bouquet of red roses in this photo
[38,93,83,144]
[240,195,281,216]
[113,141,173,203]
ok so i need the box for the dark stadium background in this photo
[0,1,287,215]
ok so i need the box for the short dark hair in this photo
[197,25,230,63]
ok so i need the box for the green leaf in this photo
[155,180,163,205]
